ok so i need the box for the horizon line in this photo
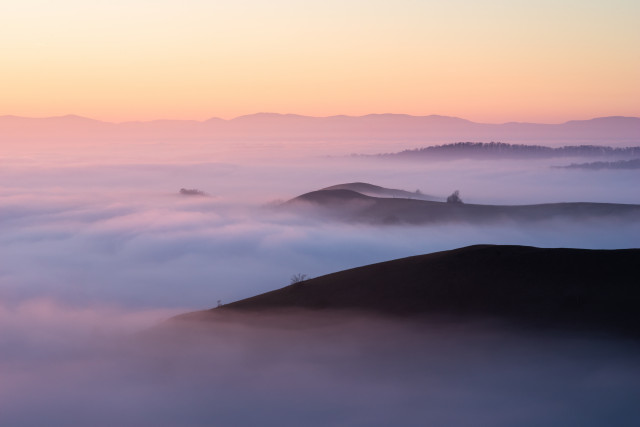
[1,112,639,126]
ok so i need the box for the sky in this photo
[1,0,639,123]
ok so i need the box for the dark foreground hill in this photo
[285,187,640,225]
[177,245,640,337]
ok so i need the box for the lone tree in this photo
[447,190,463,204]
[290,273,308,285]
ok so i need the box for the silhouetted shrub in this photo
[291,273,308,285]
[447,190,463,204]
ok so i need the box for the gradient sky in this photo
[1,0,638,122]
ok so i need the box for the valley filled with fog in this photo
[2,134,640,425]
[3,137,639,310]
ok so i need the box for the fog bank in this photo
[2,312,639,426]
[2,136,638,425]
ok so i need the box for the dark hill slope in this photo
[207,245,640,335]
[286,189,640,224]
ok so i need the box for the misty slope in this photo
[285,188,640,224]
[321,182,438,201]
[189,245,640,336]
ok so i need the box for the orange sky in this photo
[1,0,638,123]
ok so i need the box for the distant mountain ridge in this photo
[2,113,638,143]
[176,245,640,337]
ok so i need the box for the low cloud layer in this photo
[2,138,639,425]
[3,186,639,310]
[1,312,639,427]
[3,144,639,308]
[2,144,639,308]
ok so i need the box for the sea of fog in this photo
[1,136,640,425]
[3,312,640,427]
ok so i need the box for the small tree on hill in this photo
[447,190,463,204]
[290,273,308,285]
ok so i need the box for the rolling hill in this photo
[366,141,640,160]
[177,245,640,336]
[557,159,640,170]
[284,185,640,225]
[321,182,438,201]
